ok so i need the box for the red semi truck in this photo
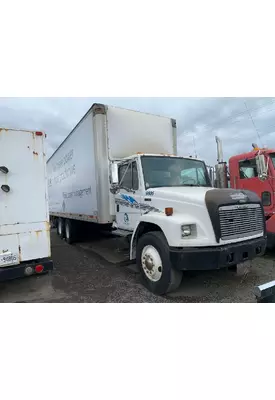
[215,137,274,249]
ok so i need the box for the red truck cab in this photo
[229,148,275,249]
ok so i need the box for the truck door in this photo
[237,157,273,212]
[115,160,142,231]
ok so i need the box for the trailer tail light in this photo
[35,131,43,136]
[35,264,44,273]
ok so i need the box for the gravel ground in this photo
[1,231,275,303]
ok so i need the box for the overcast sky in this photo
[1,97,275,166]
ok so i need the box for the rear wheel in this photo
[57,218,64,239]
[136,231,183,295]
[65,219,76,244]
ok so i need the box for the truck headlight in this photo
[181,225,192,237]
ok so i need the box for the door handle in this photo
[117,204,120,212]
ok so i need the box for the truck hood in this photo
[151,186,215,207]
[149,186,262,211]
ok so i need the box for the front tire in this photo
[136,231,183,295]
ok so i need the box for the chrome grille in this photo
[219,204,264,241]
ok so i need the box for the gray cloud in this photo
[1,97,275,166]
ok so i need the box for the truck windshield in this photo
[141,156,211,189]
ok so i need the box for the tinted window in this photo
[239,159,258,179]
[119,164,132,188]
[181,167,208,186]
[119,162,139,190]
[141,156,211,189]
[262,191,271,206]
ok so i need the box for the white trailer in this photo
[0,128,53,281]
[47,104,266,295]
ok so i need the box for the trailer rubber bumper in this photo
[0,259,54,283]
[170,237,266,271]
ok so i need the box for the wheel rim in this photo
[141,245,163,282]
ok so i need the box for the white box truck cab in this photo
[0,128,53,282]
[47,104,266,295]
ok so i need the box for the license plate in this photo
[0,252,19,267]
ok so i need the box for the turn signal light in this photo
[165,207,173,216]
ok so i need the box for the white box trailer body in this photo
[0,128,53,281]
[47,104,266,295]
[47,104,177,225]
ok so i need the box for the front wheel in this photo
[136,231,183,295]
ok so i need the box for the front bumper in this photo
[170,237,266,271]
[0,258,53,282]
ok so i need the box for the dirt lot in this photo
[0,231,275,303]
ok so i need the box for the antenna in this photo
[193,135,197,158]
[244,101,262,146]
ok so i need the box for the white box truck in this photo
[47,104,266,295]
[0,128,53,281]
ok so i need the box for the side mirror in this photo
[110,163,119,185]
[256,154,268,181]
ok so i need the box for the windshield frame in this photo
[140,155,212,189]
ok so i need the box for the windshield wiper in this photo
[181,184,201,187]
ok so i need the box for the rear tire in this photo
[136,231,183,295]
[65,219,76,244]
[57,218,64,239]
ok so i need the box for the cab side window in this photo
[239,159,258,179]
[118,161,139,190]
[119,164,132,188]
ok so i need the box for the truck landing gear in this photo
[137,231,183,295]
